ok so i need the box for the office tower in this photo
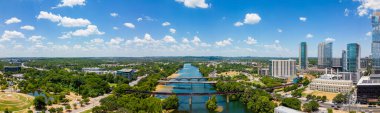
[299,42,308,69]
[342,50,347,71]
[270,59,296,78]
[347,43,361,72]
[372,12,380,74]
[318,42,333,68]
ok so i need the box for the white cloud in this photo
[243,13,261,24]
[110,13,118,17]
[306,33,313,38]
[55,0,86,8]
[234,21,244,27]
[169,28,176,34]
[356,0,380,16]
[175,0,209,9]
[13,44,23,49]
[113,27,118,30]
[5,17,21,24]
[299,17,307,22]
[182,38,190,43]
[0,30,25,42]
[215,38,233,47]
[28,35,45,43]
[344,8,350,16]
[130,33,161,46]
[89,38,104,45]
[106,37,124,47]
[124,23,135,29]
[137,18,143,22]
[59,17,91,27]
[37,11,62,22]
[37,11,91,27]
[192,36,202,46]
[325,37,335,42]
[263,40,288,51]
[277,29,283,33]
[59,25,104,39]
[245,37,257,45]
[163,35,177,43]
[162,22,171,26]
[366,31,372,37]
[20,25,35,30]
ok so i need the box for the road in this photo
[70,94,110,113]
[300,98,380,113]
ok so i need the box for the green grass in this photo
[81,109,92,113]
[0,93,34,112]
[108,83,117,87]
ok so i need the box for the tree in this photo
[303,100,319,112]
[34,96,47,110]
[206,96,218,111]
[306,94,312,101]
[92,106,107,113]
[302,79,310,86]
[4,108,11,113]
[65,105,71,111]
[333,93,347,104]
[247,96,275,113]
[56,107,63,113]
[162,95,179,110]
[327,108,333,113]
[48,108,56,113]
[322,96,327,103]
[281,98,301,110]
[73,103,77,109]
[83,97,90,104]
[80,101,84,106]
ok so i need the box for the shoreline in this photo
[155,71,181,92]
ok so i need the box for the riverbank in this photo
[155,72,180,92]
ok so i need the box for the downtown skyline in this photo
[0,0,378,57]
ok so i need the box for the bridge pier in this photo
[189,95,192,105]
[226,95,230,103]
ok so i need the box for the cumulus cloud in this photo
[299,17,307,22]
[306,33,313,38]
[244,13,261,24]
[325,37,335,42]
[110,13,118,17]
[124,23,135,29]
[277,29,283,33]
[175,0,209,9]
[163,35,177,43]
[20,25,35,30]
[89,38,104,45]
[54,0,86,8]
[245,37,257,45]
[0,30,25,42]
[137,18,143,22]
[37,11,91,27]
[182,38,190,43]
[162,22,171,26]
[129,33,161,46]
[169,28,176,34]
[5,17,21,24]
[344,8,350,16]
[263,40,289,52]
[356,0,380,16]
[192,36,202,46]
[106,37,124,47]
[113,27,118,30]
[215,38,233,47]
[28,35,45,43]
[234,22,243,27]
[59,25,104,39]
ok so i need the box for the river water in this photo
[158,63,249,113]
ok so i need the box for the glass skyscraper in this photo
[318,42,333,68]
[347,43,360,72]
[342,50,347,71]
[299,42,307,69]
[372,12,380,74]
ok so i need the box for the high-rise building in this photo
[342,50,347,71]
[299,42,308,70]
[347,43,361,72]
[318,42,333,68]
[372,12,380,74]
[270,59,296,78]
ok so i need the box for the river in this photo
[157,63,249,113]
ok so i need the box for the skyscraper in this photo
[372,12,380,74]
[299,42,308,69]
[342,50,347,71]
[347,43,361,72]
[318,42,333,68]
[270,59,296,78]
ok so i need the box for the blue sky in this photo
[0,0,377,57]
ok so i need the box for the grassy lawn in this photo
[0,92,34,112]
[109,83,117,87]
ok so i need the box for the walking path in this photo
[129,74,148,86]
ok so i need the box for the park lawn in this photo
[302,89,338,101]
[0,92,34,112]
[81,109,92,113]
[109,83,117,87]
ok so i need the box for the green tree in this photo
[48,108,56,113]
[247,96,275,113]
[333,93,347,104]
[4,108,11,113]
[322,96,327,103]
[327,108,333,113]
[92,106,107,113]
[34,96,47,110]
[65,105,71,111]
[303,100,319,112]
[206,96,218,111]
[162,95,179,110]
[306,94,312,100]
[83,97,90,104]
[281,98,301,110]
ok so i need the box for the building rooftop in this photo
[357,75,380,85]
[12,74,24,78]
[118,68,134,73]
[274,106,304,113]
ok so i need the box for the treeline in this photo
[260,76,285,88]
[192,63,214,77]
[94,62,183,113]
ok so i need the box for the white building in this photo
[309,70,353,93]
[82,67,116,75]
[274,106,304,113]
[270,59,296,78]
